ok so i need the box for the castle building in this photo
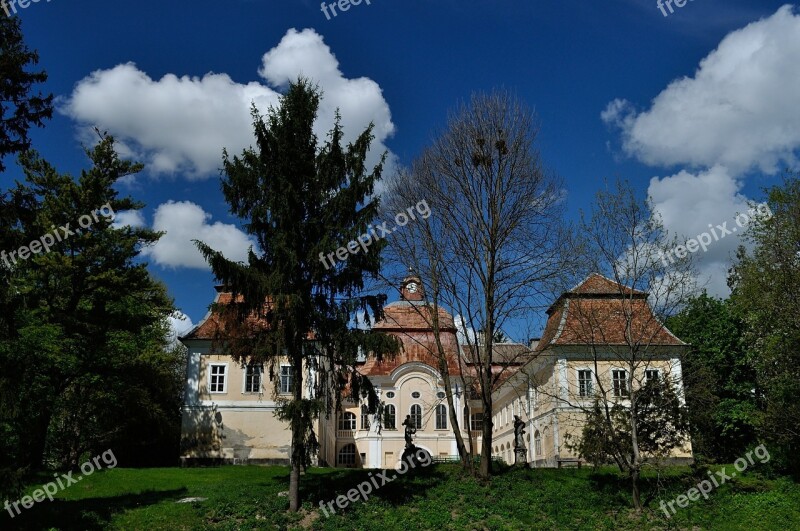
[180,274,692,468]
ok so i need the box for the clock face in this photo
[407,282,418,293]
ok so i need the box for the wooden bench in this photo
[556,458,583,469]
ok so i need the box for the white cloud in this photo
[167,311,195,345]
[648,166,757,297]
[604,6,800,296]
[455,314,477,344]
[649,166,750,264]
[112,210,146,229]
[142,201,256,270]
[61,28,396,180]
[604,5,800,174]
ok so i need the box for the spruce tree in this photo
[0,15,53,173]
[197,79,399,511]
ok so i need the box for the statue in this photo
[376,401,385,435]
[513,415,528,465]
[402,414,417,449]
[513,415,526,449]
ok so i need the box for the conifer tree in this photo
[197,79,400,511]
[0,15,53,173]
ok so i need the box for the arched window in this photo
[360,405,370,430]
[534,430,542,457]
[338,412,356,431]
[435,404,447,430]
[410,404,422,429]
[338,443,356,466]
[384,404,396,430]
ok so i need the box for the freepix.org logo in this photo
[319,199,431,270]
[4,449,118,519]
[1,0,53,18]
[1,203,116,270]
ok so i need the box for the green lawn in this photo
[2,463,798,530]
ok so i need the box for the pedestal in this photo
[514,447,527,466]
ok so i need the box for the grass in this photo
[1,463,798,530]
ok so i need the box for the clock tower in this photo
[400,275,424,302]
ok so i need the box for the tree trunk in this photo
[629,384,643,512]
[631,467,642,512]
[479,363,493,478]
[21,408,53,471]
[288,352,304,512]
[433,336,470,469]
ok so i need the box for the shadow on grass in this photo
[289,463,452,513]
[0,488,189,531]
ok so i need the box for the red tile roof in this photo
[181,286,290,341]
[373,301,457,331]
[362,300,462,376]
[537,273,685,351]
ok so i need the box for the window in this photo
[384,404,396,430]
[338,412,356,431]
[645,369,660,384]
[209,364,227,393]
[385,391,395,399]
[645,369,661,396]
[411,391,421,399]
[244,364,263,393]
[436,404,447,430]
[534,430,542,456]
[410,404,422,429]
[437,391,445,399]
[578,369,593,397]
[338,444,356,466]
[612,369,629,397]
[502,407,507,426]
[470,413,483,431]
[279,365,293,394]
[360,405,370,430]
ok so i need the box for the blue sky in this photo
[4,0,798,340]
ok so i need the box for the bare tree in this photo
[544,179,696,511]
[383,90,579,477]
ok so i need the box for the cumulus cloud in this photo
[167,311,195,345]
[604,5,800,174]
[603,6,800,296]
[455,314,477,344]
[142,201,256,269]
[648,166,754,296]
[112,210,146,229]
[649,166,750,264]
[62,28,396,180]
